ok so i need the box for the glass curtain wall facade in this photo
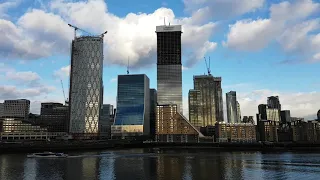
[237,101,241,122]
[213,77,224,122]
[188,90,202,129]
[156,25,183,113]
[112,74,150,138]
[69,36,103,137]
[226,91,238,123]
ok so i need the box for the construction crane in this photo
[204,56,211,76]
[68,23,108,39]
[60,79,67,105]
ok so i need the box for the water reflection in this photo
[0,150,320,180]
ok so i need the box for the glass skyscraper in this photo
[226,91,238,123]
[156,25,183,113]
[112,74,150,138]
[69,36,103,137]
[188,90,202,129]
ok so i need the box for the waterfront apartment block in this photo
[40,103,69,132]
[215,122,256,143]
[3,99,30,121]
[257,120,279,142]
[156,25,183,113]
[0,117,48,141]
[69,36,103,138]
[291,120,320,142]
[156,104,203,142]
[112,74,150,139]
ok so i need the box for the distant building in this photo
[0,103,3,117]
[99,104,114,139]
[40,103,69,132]
[226,91,238,123]
[215,122,256,143]
[69,36,103,138]
[280,110,291,124]
[156,104,203,142]
[3,99,30,121]
[156,25,183,113]
[291,120,320,143]
[149,89,157,139]
[267,96,281,110]
[257,120,279,142]
[188,89,202,129]
[258,104,267,120]
[242,116,254,124]
[236,101,241,122]
[0,117,48,141]
[258,104,280,122]
[317,110,320,121]
[112,74,150,139]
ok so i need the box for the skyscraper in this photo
[267,96,281,110]
[236,101,241,122]
[226,91,238,123]
[188,90,202,129]
[156,25,182,113]
[112,74,150,138]
[213,77,224,122]
[317,110,320,121]
[69,36,103,137]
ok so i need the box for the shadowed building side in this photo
[156,104,203,142]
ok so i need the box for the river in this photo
[0,149,319,180]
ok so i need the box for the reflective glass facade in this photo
[226,91,238,123]
[69,36,103,135]
[188,90,202,129]
[156,25,182,113]
[112,74,150,136]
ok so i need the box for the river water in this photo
[0,149,319,180]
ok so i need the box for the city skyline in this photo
[0,0,320,121]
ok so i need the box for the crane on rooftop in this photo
[67,23,108,40]
[204,56,211,76]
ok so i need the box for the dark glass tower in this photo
[156,25,182,113]
[112,74,150,138]
[226,91,238,123]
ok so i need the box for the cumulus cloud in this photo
[184,0,264,22]
[0,0,217,68]
[224,0,320,62]
[54,65,70,79]
[0,85,55,100]
[6,71,40,82]
[0,0,20,19]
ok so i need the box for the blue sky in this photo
[0,0,320,120]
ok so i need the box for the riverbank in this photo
[1,141,320,153]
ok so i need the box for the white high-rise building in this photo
[69,36,103,137]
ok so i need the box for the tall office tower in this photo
[156,25,183,113]
[317,110,320,121]
[188,90,202,129]
[3,99,30,120]
[258,104,280,122]
[40,102,69,132]
[112,74,150,138]
[0,103,3,118]
[236,101,241,122]
[69,36,103,137]
[149,89,157,139]
[226,91,238,123]
[213,77,224,122]
[267,96,281,110]
[258,104,268,120]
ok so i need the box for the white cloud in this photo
[54,65,70,79]
[224,0,320,62]
[110,77,117,83]
[0,85,56,100]
[184,0,264,22]
[6,71,40,82]
[0,0,217,68]
[0,1,20,19]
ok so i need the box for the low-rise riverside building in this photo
[257,120,279,142]
[156,104,203,142]
[215,122,256,143]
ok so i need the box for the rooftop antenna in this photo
[127,57,130,75]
